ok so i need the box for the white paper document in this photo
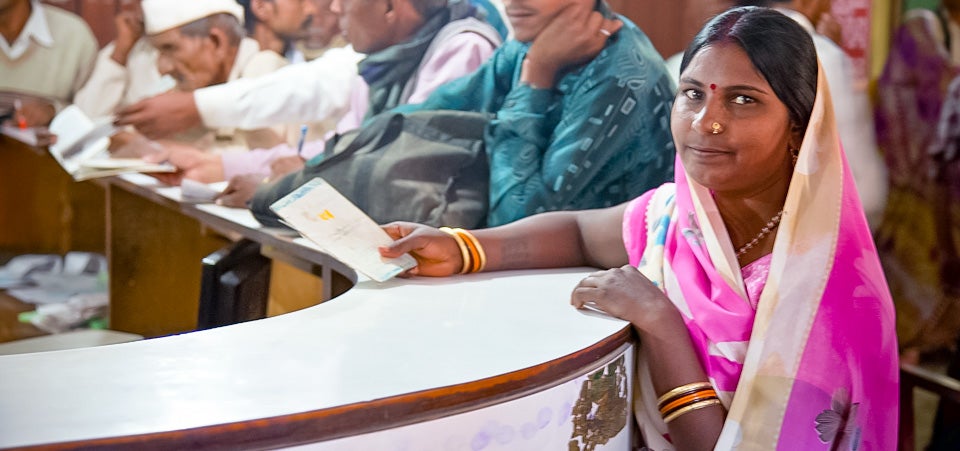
[0,125,38,146]
[47,105,175,181]
[270,178,416,282]
[180,179,229,203]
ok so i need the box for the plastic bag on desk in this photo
[27,292,109,334]
[0,254,61,288]
[8,252,108,304]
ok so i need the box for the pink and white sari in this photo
[624,65,899,449]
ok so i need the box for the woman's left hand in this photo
[570,265,678,332]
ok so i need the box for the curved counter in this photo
[0,268,634,449]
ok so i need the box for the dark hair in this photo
[679,7,818,133]
[237,0,257,35]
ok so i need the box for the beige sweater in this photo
[0,3,97,107]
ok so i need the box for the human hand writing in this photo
[15,98,56,127]
[215,174,265,207]
[108,130,160,158]
[115,90,201,139]
[522,3,622,89]
[142,141,224,183]
[378,222,463,277]
[270,155,306,179]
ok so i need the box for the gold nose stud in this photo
[711,122,723,134]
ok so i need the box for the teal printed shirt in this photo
[394,14,676,227]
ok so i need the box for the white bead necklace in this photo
[735,210,784,258]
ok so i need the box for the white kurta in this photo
[73,39,165,120]
[193,45,363,132]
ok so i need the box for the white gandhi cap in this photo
[142,0,245,35]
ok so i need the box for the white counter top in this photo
[0,268,628,448]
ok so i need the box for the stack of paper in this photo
[270,178,416,282]
[47,106,175,181]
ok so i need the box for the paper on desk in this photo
[0,125,38,146]
[47,106,175,180]
[180,179,229,203]
[0,254,61,288]
[270,178,416,282]
[49,105,115,163]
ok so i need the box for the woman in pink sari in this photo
[381,7,898,449]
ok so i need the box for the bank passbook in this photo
[269,178,416,282]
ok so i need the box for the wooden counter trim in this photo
[21,328,634,450]
[106,175,358,289]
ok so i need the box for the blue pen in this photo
[296,124,308,157]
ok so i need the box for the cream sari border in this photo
[717,61,844,450]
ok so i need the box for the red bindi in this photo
[710,83,717,91]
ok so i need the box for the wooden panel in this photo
[0,138,105,255]
[265,260,323,317]
[0,293,46,344]
[107,184,229,337]
[77,0,122,47]
[43,0,122,48]
[608,0,722,59]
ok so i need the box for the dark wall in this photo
[608,0,717,59]
[44,0,123,48]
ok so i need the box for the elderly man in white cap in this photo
[110,0,288,153]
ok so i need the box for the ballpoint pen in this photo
[296,124,308,157]
[14,99,27,129]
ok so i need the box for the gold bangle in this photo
[663,398,721,424]
[657,382,714,407]
[457,230,481,273]
[439,227,471,275]
[454,228,486,273]
[659,390,718,416]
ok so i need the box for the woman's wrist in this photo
[630,296,684,339]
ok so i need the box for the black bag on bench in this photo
[250,110,491,229]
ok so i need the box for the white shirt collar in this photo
[0,1,54,60]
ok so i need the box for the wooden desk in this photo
[105,177,231,337]
[0,137,105,255]
[0,268,634,449]
[105,175,355,337]
[0,292,45,344]
[0,138,104,343]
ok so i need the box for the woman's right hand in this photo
[379,222,463,277]
[571,265,680,336]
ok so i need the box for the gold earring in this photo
[711,122,723,134]
[790,147,799,166]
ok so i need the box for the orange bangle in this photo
[457,229,486,273]
[659,390,718,416]
[657,382,713,408]
[439,227,471,274]
[453,229,483,273]
[663,399,722,424]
